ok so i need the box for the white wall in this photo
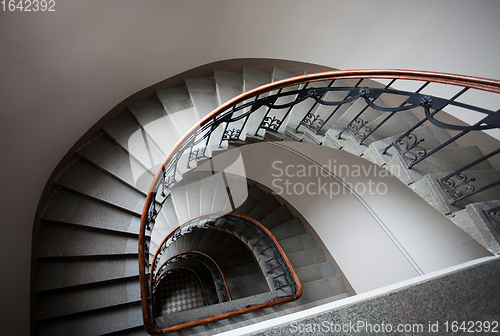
[1,1,499,333]
[237,142,490,293]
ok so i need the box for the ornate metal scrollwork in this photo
[359,87,371,98]
[189,147,206,161]
[419,95,433,108]
[221,128,241,141]
[147,202,157,226]
[395,133,427,163]
[260,116,283,131]
[440,172,476,201]
[349,117,372,141]
[300,113,325,132]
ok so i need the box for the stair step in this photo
[223,262,261,278]
[278,233,316,254]
[77,134,154,194]
[236,184,266,215]
[154,291,277,330]
[270,218,307,240]
[341,110,420,156]
[450,200,500,254]
[225,272,268,299]
[37,222,138,257]
[286,248,326,268]
[308,80,353,133]
[247,193,281,221]
[42,188,141,234]
[185,77,219,120]
[170,181,191,224]
[276,275,347,310]
[412,170,500,215]
[159,196,180,229]
[260,204,295,230]
[156,86,200,136]
[321,96,386,149]
[36,255,139,291]
[37,302,143,336]
[285,80,331,132]
[386,145,495,185]
[36,277,141,320]
[215,69,243,106]
[128,97,182,155]
[242,67,272,137]
[361,124,456,166]
[56,158,146,214]
[295,261,336,283]
[102,111,165,171]
[211,173,232,213]
[301,128,324,144]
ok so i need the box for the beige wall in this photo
[1,1,499,334]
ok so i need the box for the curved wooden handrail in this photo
[139,69,500,333]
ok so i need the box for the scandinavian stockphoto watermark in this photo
[271,160,400,198]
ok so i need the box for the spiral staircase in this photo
[32,64,500,335]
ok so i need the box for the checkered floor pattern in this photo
[154,269,207,316]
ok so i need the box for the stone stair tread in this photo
[156,86,200,136]
[260,204,295,230]
[336,96,384,129]
[36,255,139,291]
[211,173,232,213]
[242,67,273,137]
[154,291,278,329]
[37,302,143,336]
[295,261,336,283]
[170,180,190,225]
[341,110,420,156]
[185,77,219,120]
[42,188,141,234]
[278,233,317,254]
[386,145,495,185]
[276,275,347,310]
[37,222,138,257]
[102,111,165,171]
[236,184,266,215]
[225,272,268,299]
[459,200,500,254]
[247,193,281,221]
[215,69,243,106]
[270,218,307,240]
[36,277,141,320]
[159,197,180,229]
[286,248,326,268]
[223,262,261,278]
[362,123,457,166]
[56,158,146,213]
[414,170,500,215]
[77,134,154,194]
[128,97,182,155]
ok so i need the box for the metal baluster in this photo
[382,86,469,154]
[439,148,500,204]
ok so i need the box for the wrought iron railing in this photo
[139,69,500,333]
